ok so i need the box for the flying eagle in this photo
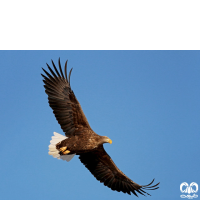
[41,59,160,197]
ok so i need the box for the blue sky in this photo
[0,51,200,200]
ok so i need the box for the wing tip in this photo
[127,179,160,197]
[141,179,160,190]
[64,59,68,80]
[42,58,74,85]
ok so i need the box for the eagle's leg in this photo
[59,146,71,155]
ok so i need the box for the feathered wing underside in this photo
[79,146,159,196]
[41,58,91,137]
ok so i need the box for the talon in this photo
[60,147,67,152]
[63,150,70,155]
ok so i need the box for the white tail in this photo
[48,132,75,162]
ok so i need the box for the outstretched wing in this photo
[41,58,91,137]
[79,146,159,196]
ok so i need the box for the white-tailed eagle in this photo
[41,58,160,197]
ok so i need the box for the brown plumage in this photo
[41,58,160,197]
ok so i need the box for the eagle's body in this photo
[56,130,110,154]
[42,58,159,197]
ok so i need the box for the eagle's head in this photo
[101,136,112,144]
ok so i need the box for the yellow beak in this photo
[108,139,112,144]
